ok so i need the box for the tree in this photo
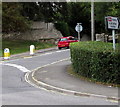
[21,2,40,21]
[3,2,119,35]
[2,2,30,33]
[67,2,91,37]
[95,2,120,33]
[38,2,55,22]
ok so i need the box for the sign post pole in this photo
[78,31,80,41]
[112,30,115,50]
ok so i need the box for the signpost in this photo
[105,16,119,50]
[75,23,83,41]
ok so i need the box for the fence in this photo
[96,33,119,42]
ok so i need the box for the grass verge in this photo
[1,39,56,56]
[67,64,120,87]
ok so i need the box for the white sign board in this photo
[75,24,83,32]
[107,16,119,29]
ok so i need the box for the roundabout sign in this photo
[75,23,83,41]
[75,23,83,32]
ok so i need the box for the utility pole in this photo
[91,1,94,41]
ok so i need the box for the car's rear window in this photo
[60,38,68,41]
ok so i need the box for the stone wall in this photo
[2,21,63,44]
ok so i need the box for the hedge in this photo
[70,41,120,84]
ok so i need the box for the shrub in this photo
[54,21,70,36]
[70,41,120,84]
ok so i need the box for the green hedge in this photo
[70,41,120,84]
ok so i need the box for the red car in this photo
[57,36,79,49]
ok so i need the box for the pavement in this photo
[28,59,120,101]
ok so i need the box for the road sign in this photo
[75,23,83,32]
[106,16,119,30]
[119,18,120,29]
[105,16,120,50]
[75,23,83,41]
[4,48,10,59]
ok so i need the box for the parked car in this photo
[57,36,79,49]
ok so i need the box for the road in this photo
[1,49,118,105]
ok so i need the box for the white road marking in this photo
[1,57,70,74]
[40,71,48,73]
[107,99,118,103]
[23,56,32,59]
[2,63,31,73]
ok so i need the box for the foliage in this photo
[95,2,120,33]
[2,2,30,33]
[37,2,55,22]
[21,2,40,21]
[55,21,70,36]
[2,39,55,55]
[2,2,120,35]
[70,41,120,84]
[68,2,91,36]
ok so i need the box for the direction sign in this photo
[106,16,119,29]
[105,16,120,50]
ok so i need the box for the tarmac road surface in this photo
[1,48,119,105]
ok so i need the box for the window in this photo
[69,37,75,40]
[60,38,68,41]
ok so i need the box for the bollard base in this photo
[4,57,10,60]
[30,53,35,56]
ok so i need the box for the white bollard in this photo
[4,48,10,60]
[30,45,35,55]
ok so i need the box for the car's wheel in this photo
[67,46,69,49]
[58,47,61,50]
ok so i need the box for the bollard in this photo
[30,45,35,55]
[4,48,10,60]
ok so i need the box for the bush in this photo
[70,41,120,84]
[54,21,70,36]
